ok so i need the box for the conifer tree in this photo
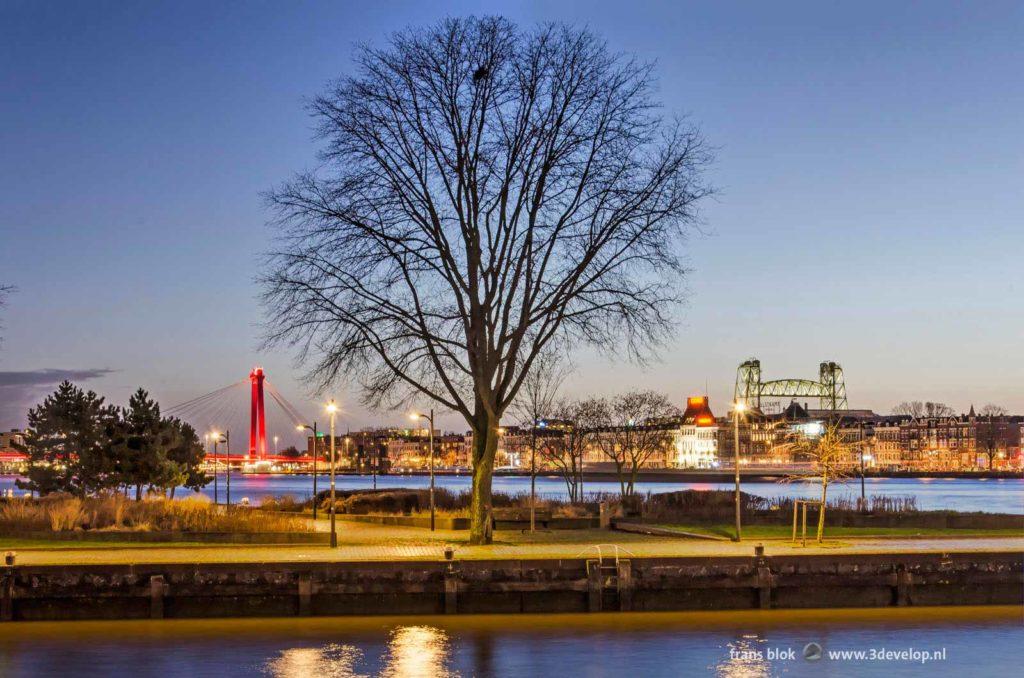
[16,381,118,496]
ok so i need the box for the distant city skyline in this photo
[1,1,1021,434]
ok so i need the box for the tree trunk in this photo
[817,477,828,543]
[135,484,142,501]
[469,418,499,545]
[170,486,177,500]
[529,431,536,532]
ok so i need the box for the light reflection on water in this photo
[264,643,366,678]
[0,608,1020,677]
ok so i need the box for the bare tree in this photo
[893,400,955,419]
[979,404,1008,417]
[510,350,567,530]
[892,401,924,418]
[787,421,857,543]
[591,390,680,496]
[976,404,1009,470]
[924,402,955,418]
[262,17,711,543]
[544,397,603,503]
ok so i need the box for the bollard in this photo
[4,552,14,567]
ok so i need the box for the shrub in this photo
[0,494,312,533]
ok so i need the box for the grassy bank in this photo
[647,523,1024,539]
[0,494,312,534]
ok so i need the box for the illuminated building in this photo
[673,396,718,468]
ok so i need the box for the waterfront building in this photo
[672,396,718,468]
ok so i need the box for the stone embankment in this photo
[2,550,1019,621]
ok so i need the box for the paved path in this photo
[5,520,1021,566]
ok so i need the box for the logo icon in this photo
[803,642,823,661]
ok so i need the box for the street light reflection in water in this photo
[264,626,455,678]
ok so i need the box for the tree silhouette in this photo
[263,17,711,542]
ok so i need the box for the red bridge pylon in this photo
[249,367,267,460]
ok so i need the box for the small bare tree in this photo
[262,17,711,543]
[591,390,680,497]
[544,397,603,503]
[977,404,1009,469]
[510,350,567,530]
[788,421,857,543]
[893,401,955,419]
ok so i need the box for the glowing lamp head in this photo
[325,401,338,414]
[409,412,421,421]
[296,425,305,432]
[734,402,747,413]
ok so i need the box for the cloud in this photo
[0,368,116,387]
[0,368,116,429]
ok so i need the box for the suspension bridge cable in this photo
[264,379,309,426]
[165,380,248,415]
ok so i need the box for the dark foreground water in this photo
[0,607,1018,677]
[7,474,1021,513]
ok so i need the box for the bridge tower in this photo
[733,358,848,413]
[249,367,267,460]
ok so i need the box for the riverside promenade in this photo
[5,520,1023,565]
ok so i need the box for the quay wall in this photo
[1,551,1020,621]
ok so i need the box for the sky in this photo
[1,0,1021,439]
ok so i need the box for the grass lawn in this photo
[650,523,1024,539]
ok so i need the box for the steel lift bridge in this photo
[734,358,848,412]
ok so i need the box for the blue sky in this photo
[1,0,1021,436]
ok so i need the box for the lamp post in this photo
[411,409,436,531]
[224,430,231,507]
[297,422,318,520]
[210,432,220,505]
[859,423,867,510]
[733,401,746,541]
[326,400,338,548]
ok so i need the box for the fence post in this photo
[792,502,798,543]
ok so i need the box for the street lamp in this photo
[211,431,230,507]
[732,402,747,541]
[326,400,338,548]
[410,409,436,531]
[297,422,319,520]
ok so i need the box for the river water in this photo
[0,607,1018,677]
[5,474,1019,513]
